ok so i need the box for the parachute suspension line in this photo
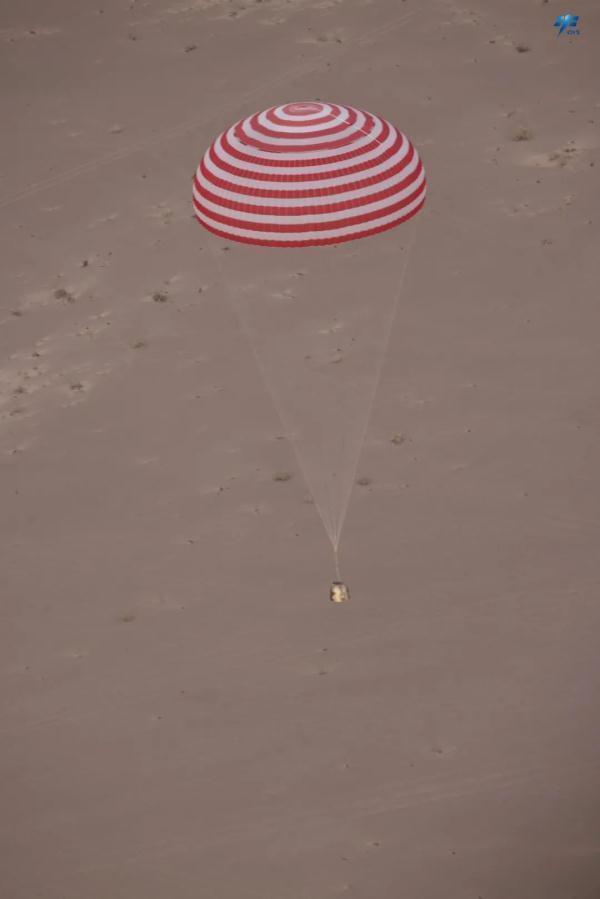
[333,544,342,582]
[330,375,351,551]
[290,110,422,557]
[323,467,336,549]
[144,148,339,547]
[207,244,339,552]
[327,381,345,550]
[331,222,419,552]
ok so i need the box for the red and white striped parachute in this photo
[192,101,426,247]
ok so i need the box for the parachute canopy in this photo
[193,101,426,247]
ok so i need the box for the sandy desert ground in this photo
[1,0,600,897]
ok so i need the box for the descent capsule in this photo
[330,581,349,603]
